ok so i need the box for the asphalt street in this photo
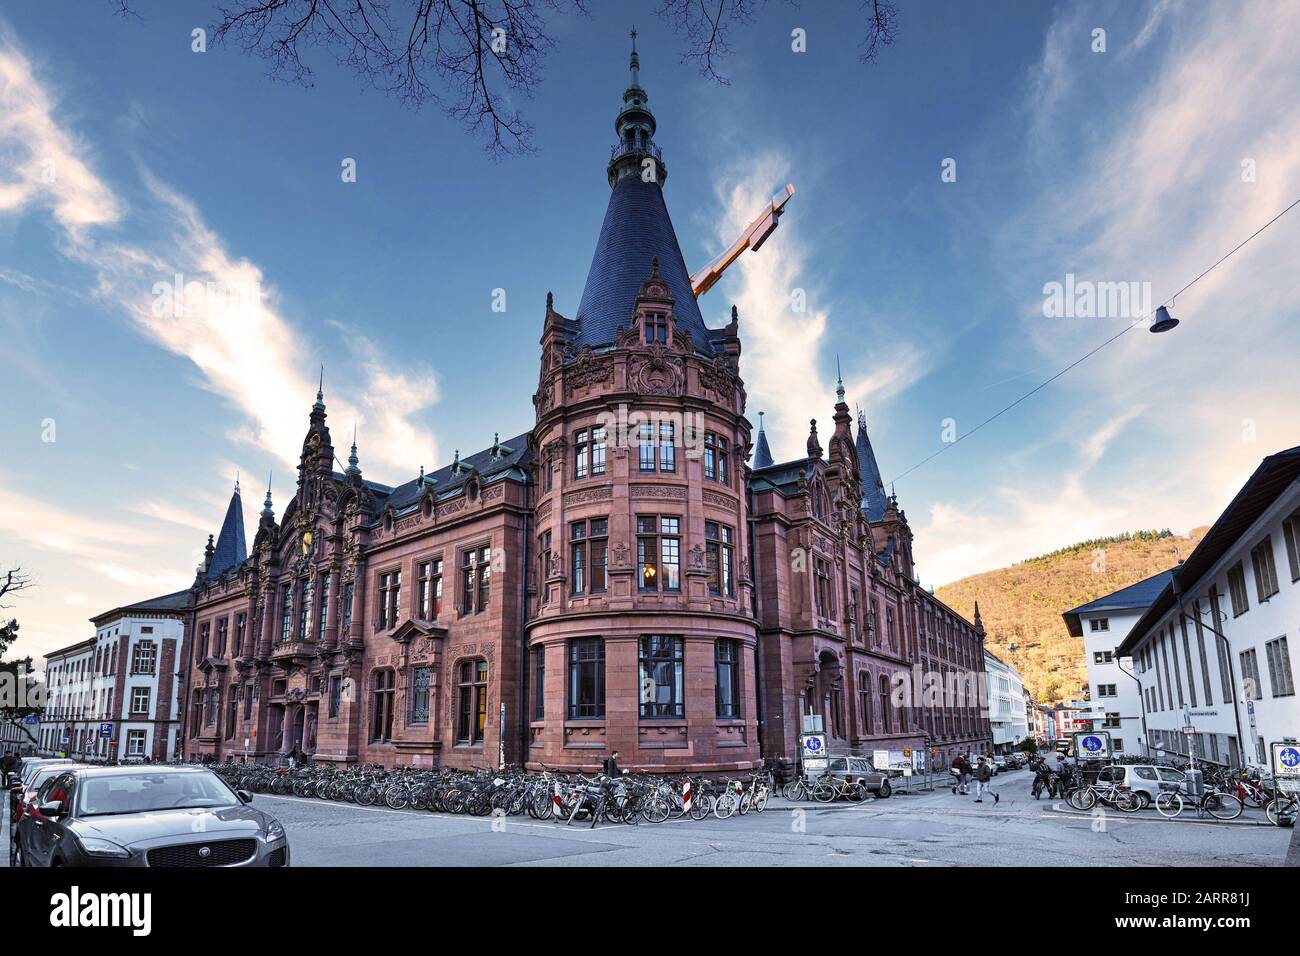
[4,766,1293,867]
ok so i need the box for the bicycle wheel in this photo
[1155,791,1183,818]
[1266,796,1297,826]
[689,794,712,820]
[1205,792,1243,821]
[713,792,738,819]
[737,790,753,815]
[384,787,409,810]
[753,787,770,813]
[1068,788,1096,811]
[812,780,837,803]
[641,797,671,824]
[781,780,803,800]
[845,783,867,803]
[1113,790,1140,813]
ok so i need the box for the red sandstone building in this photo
[180,43,991,773]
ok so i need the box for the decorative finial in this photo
[546,290,554,311]
[346,425,361,476]
[757,411,765,432]
[313,365,325,410]
[836,354,845,403]
[234,472,240,495]
[451,449,461,474]
[651,255,659,276]
[629,26,641,86]
[262,472,275,517]
[731,304,739,324]
[418,464,425,488]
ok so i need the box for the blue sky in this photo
[3,1,1299,660]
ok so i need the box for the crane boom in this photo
[689,183,795,298]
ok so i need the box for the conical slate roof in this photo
[209,484,247,580]
[856,418,889,522]
[752,421,774,469]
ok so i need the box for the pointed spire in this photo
[314,364,325,411]
[261,473,275,520]
[346,425,362,478]
[209,478,248,581]
[629,25,640,87]
[835,355,845,404]
[607,27,663,188]
[974,600,985,636]
[752,411,774,470]
[806,418,822,459]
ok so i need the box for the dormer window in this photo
[645,313,668,345]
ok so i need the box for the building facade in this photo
[1063,570,1173,756]
[39,592,187,761]
[984,650,1028,752]
[178,42,992,773]
[1117,447,1300,768]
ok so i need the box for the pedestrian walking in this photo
[973,757,1000,804]
[603,750,622,777]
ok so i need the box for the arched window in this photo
[879,674,892,733]
[456,659,488,745]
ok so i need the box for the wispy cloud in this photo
[708,152,927,459]
[0,32,439,485]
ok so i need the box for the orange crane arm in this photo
[689,183,795,298]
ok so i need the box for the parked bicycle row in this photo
[205,760,776,826]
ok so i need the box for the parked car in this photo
[9,763,90,848]
[12,765,290,867]
[1094,764,1186,808]
[819,755,893,798]
[7,758,73,814]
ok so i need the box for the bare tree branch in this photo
[858,0,897,63]
[0,567,32,610]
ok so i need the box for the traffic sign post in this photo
[1272,741,1300,795]
[799,732,827,774]
[1072,731,1112,762]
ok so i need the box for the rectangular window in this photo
[244,682,254,720]
[1093,650,1113,664]
[377,570,400,630]
[418,559,443,619]
[1227,562,1250,617]
[233,613,246,657]
[126,729,147,758]
[371,670,395,742]
[574,428,589,479]
[215,618,228,657]
[1265,637,1294,697]
[1180,618,1197,708]
[567,638,605,719]
[1089,618,1110,632]
[298,577,313,640]
[1194,600,1213,705]
[848,589,860,644]
[569,518,608,595]
[409,666,432,724]
[460,547,492,615]
[531,647,546,721]
[130,686,151,715]
[131,641,157,675]
[317,575,329,640]
[279,584,292,642]
[538,530,552,605]
[716,639,741,718]
[1240,648,1262,701]
[1251,537,1280,602]
[342,582,354,632]
[638,422,656,471]
[637,515,680,591]
[659,422,676,472]
[1282,510,1300,582]
[328,675,342,718]
[705,522,735,597]
[639,635,684,718]
[645,313,668,344]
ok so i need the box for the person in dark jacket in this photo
[973,758,1000,804]
[603,751,622,777]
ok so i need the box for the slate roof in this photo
[752,426,774,469]
[856,420,889,522]
[209,486,247,581]
[373,431,533,518]
[90,588,192,626]
[573,177,714,357]
[1060,568,1175,637]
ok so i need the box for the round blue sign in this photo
[1081,735,1103,752]
[1280,747,1300,768]
[805,737,823,753]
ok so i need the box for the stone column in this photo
[323,561,341,648]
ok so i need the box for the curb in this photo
[1046,802,1277,827]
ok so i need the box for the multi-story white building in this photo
[985,650,1029,752]
[1063,569,1174,756]
[1118,447,1300,769]
[41,590,189,761]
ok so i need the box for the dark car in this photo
[7,758,74,813]
[9,764,91,852]
[12,765,289,867]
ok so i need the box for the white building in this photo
[1118,447,1300,769]
[985,650,1029,752]
[41,590,189,761]
[1063,569,1174,756]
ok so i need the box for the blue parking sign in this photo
[99,722,113,739]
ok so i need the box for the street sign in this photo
[23,714,37,725]
[98,722,113,739]
[1180,725,1196,735]
[799,733,827,760]
[1272,741,1300,794]
[873,749,889,770]
[1073,731,1112,760]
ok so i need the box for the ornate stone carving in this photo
[564,346,612,392]
[630,484,687,500]
[563,485,613,506]
[699,355,734,397]
[611,541,630,568]
[630,345,683,396]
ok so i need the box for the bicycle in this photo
[1154,784,1243,820]
[1066,780,1140,813]
[1265,790,1298,826]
